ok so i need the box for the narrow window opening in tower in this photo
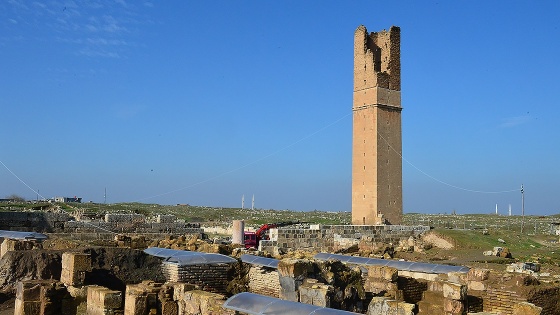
[363,195,366,199]
[363,165,366,170]
[363,217,366,224]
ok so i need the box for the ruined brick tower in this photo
[352,25,402,225]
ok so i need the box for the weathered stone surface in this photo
[367,265,398,282]
[278,259,312,302]
[468,280,486,291]
[177,290,231,315]
[14,299,41,315]
[467,268,490,281]
[1,239,37,259]
[86,285,122,314]
[367,297,414,315]
[512,302,542,315]
[16,281,42,301]
[160,300,178,315]
[442,282,466,300]
[124,281,163,315]
[247,266,280,298]
[61,252,92,286]
[299,279,332,307]
[443,298,465,314]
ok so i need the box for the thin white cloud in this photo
[5,0,150,59]
[114,0,127,8]
[498,115,532,128]
[78,48,120,58]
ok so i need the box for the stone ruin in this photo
[3,233,559,315]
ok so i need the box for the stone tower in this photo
[352,25,402,225]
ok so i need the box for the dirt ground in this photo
[0,295,13,315]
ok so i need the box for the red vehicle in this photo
[243,221,299,249]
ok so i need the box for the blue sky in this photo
[1,1,559,215]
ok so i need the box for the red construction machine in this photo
[243,221,299,249]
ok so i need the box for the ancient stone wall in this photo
[274,225,429,252]
[0,211,70,232]
[0,211,202,235]
[63,221,202,234]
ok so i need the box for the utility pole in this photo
[521,184,525,233]
[242,195,244,210]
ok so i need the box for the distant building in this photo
[54,196,82,203]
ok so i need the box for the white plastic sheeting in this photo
[314,253,469,274]
[223,292,360,315]
[0,230,48,241]
[143,247,237,265]
[240,254,279,269]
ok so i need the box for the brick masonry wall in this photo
[162,263,233,295]
[397,276,428,304]
[481,288,525,314]
[247,266,280,298]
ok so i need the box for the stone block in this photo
[298,279,332,307]
[467,268,490,281]
[512,302,542,315]
[87,285,122,311]
[62,286,88,315]
[367,265,398,281]
[278,259,312,302]
[172,283,197,301]
[367,297,414,315]
[442,282,466,300]
[14,299,41,315]
[161,300,178,315]
[178,290,228,315]
[61,252,92,286]
[443,298,465,314]
[124,289,147,315]
[467,280,486,291]
[363,279,398,295]
[427,280,443,292]
[447,272,466,284]
[16,281,43,301]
